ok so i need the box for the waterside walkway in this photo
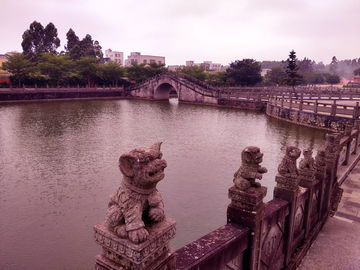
[298,147,360,269]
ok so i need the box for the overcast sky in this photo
[2,0,359,66]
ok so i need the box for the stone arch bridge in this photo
[125,73,219,105]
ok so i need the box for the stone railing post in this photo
[281,94,284,107]
[273,146,302,267]
[353,120,360,154]
[353,102,359,119]
[227,146,268,270]
[313,100,318,113]
[299,92,303,111]
[331,100,337,116]
[322,133,341,216]
[344,125,353,166]
[298,148,317,238]
[289,94,293,109]
[94,142,176,270]
[314,149,327,220]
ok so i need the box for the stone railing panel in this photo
[261,198,289,270]
[175,223,249,270]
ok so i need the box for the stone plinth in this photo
[228,185,267,212]
[298,169,316,187]
[275,174,299,191]
[227,185,267,270]
[94,218,176,270]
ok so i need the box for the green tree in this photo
[264,66,286,86]
[284,50,304,88]
[79,34,103,60]
[298,57,313,74]
[1,52,34,87]
[125,62,167,83]
[145,62,168,78]
[65,28,81,60]
[329,56,338,74]
[325,74,341,85]
[353,68,360,76]
[226,59,262,86]
[64,30,103,61]
[306,72,325,84]
[177,65,207,81]
[101,61,124,86]
[37,53,73,86]
[64,28,79,52]
[76,57,100,86]
[207,71,227,86]
[21,21,60,60]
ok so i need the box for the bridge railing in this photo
[268,92,360,119]
[0,84,125,93]
[174,128,359,270]
[94,127,357,270]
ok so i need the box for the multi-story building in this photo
[104,49,123,65]
[0,54,7,68]
[125,52,165,66]
[167,65,184,71]
[186,60,227,73]
[0,54,10,84]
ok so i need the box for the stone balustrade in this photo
[94,127,359,270]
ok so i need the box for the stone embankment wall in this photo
[266,93,360,132]
[266,103,356,132]
[218,98,267,111]
[0,86,129,102]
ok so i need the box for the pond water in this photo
[0,98,327,269]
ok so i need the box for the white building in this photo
[168,65,184,71]
[125,52,165,66]
[105,49,123,65]
[186,60,227,73]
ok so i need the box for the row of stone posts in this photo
[93,128,350,269]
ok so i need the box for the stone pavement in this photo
[298,157,360,269]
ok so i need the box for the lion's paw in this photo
[128,228,149,244]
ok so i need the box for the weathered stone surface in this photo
[324,133,340,161]
[314,149,326,175]
[175,223,249,270]
[266,103,356,132]
[94,218,176,270]
[94,142,176,270]
[278,146,301,179]
[233,146,268,193]
[228,186,267,211]
[106,142,167,244]
[299,148,316,186]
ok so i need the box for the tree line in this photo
[2,21,360,88]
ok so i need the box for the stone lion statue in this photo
[106,142,167,244]
[299,148,315,171]
[233,146,267,193]
[314,149,326,169]
[278,146,301,178]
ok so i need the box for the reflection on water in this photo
[0,98,327,269]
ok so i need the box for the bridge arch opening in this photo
[154,83,178,100]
